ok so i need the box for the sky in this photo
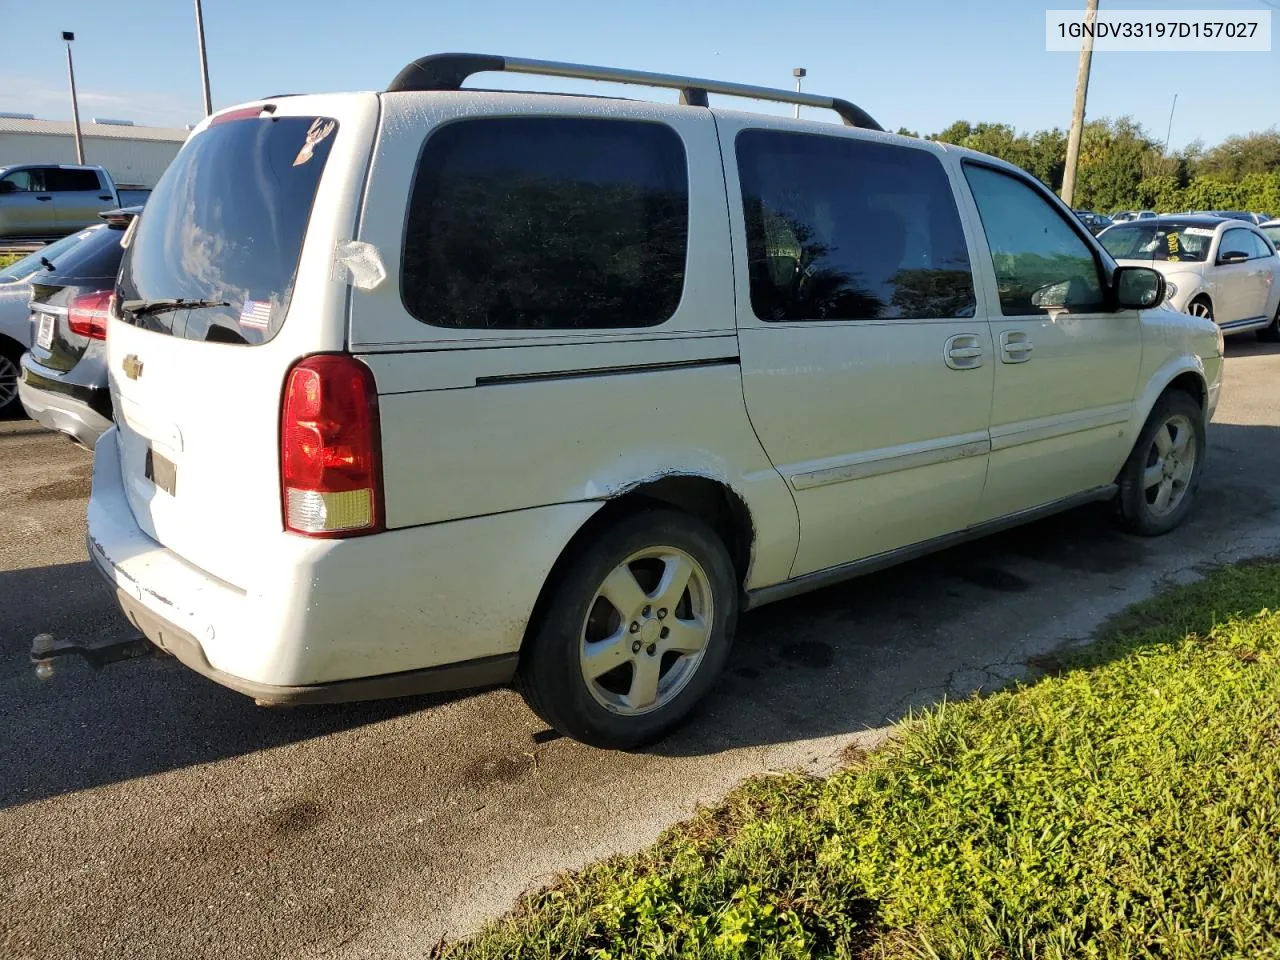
[1,0,1276,148]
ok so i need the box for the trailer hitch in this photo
[31,632,156,679]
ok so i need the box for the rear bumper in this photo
[108,584,516,704]
[87,425,600,697]
[19,357,112,446]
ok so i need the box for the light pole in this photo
[194,0,213,116]
[792,67,806,119]
[1061,0,1099,208]
[62,31,84,164]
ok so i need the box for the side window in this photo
[1219,229,1253,262]
[45,168,101,192]
[402,117,688,331]
[1248,232,1274,259]
[963,164,1105,316]
[1,170,34,192]
[735,130,975,322]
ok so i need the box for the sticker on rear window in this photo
[239,299,271,328]
[293,118,336,167]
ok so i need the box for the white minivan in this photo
[87,55,1223,748]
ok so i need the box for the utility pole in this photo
[792,67,806,119]
[194,0,213,116]
[1060,0,1099,208]
[62,31,84,164]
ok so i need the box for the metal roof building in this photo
[0,117,188,188]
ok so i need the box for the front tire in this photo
[0,344,22,418]
[517,508,738,749]
[1187,296,1213,324]
[1116,390,1205,536]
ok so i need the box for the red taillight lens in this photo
[280,354,383,537]
[67,290,112,340]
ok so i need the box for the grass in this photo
[0,252,21,270]
[447,560,1280,960]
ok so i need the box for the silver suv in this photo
[86,55,1222,748]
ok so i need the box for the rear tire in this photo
[517,508,738,749]
[0,342,22,418]
[1116,390,1205,536]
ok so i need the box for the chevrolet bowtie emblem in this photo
[122,354,144,380]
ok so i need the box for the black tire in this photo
[517,508,739,749]
[1116,390,1205,536]
[0,341,23,418]
[1187,296,1213,324]
[1257,304,1280,342]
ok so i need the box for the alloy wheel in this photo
[0,354,19,413]
[578,546,714,716]
[1142,413,1197,517]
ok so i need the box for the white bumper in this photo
[87,427,599,693]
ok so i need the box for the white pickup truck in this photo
[0,163,149,240]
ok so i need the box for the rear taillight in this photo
[67,291,112,340]
[280,354,383,537]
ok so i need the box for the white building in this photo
[0,116,188,188]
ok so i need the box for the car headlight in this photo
[1163,281,1177,302]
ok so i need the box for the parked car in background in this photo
[85,54,1221,748]
[0,225,106,415]
[1112,210,1157,223]
[1099,215,1280,340]
[1186,210,1267,225]
[18,207,140,442]
[1074,210,1113,235]
[0,164,148,239]
[1261,218,1280,250]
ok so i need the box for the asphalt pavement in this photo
[4,339,1280,960]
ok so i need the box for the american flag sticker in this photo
[239,299,271,328]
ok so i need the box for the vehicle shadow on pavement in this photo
[1,421,1277,806]
[0,562,484,810]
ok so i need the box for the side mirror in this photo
[0,181,15,195]
[1114,265,1165,310]
[1218,250,1249,265]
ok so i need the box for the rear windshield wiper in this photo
[121,297,230,318]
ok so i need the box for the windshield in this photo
[116,114,337,345]
[1099,222,1216,263]
[0,227,102,282]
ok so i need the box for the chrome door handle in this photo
[944,333,984,370]
[999,330,1033,363]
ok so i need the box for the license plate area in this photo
[145,446,178,497]
[35,312,55,350]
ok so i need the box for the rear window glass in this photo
[45,222,126,280]
[0,226,100,282]
[117,115,337,345]
[401,117,688,330]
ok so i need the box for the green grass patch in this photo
[448,561,1280,960]
[0,252,21,270]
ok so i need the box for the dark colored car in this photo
[17,207,140,445]
[1074,209,1114,236]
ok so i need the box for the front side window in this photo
[1,170,37,192]
[1248,232,1275,259]
[402,117,689,331]
[964,164,1105,316]
[736,130,975,322]
[1218,229,1254,262]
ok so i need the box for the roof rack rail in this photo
[386,53,883,131]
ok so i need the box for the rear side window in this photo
[735,130,975,322]
[402,117,688,330]
[117,115,337,344]
[45,168,101,191]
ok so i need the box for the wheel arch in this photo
[1129,357,1210,448]
[519,472,758,655]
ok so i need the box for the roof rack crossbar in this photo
[386,53,883,131]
